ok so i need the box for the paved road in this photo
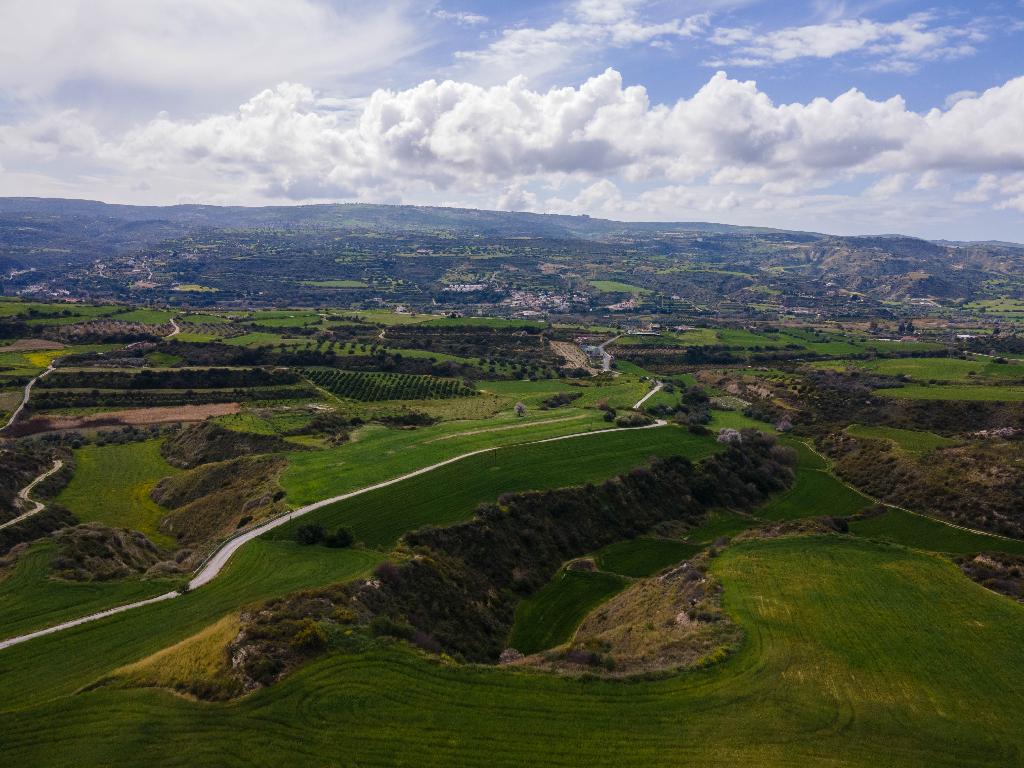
[633,381,663,410]
[597,335,622,372]
[1,362,56,433]
[0,418,666,651]
[0,459,64,531]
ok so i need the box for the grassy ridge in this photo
[4,537,1023,766]
[509,570,629,654]
[271,426,719,548]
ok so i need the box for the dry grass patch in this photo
[109,614,244,699]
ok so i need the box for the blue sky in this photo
[0,0,1022,240]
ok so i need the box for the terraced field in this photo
[4,537,1022,766]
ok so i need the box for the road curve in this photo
[0,418,667,651]
[1,362,56,433]
[166,317,181,338]
[0,459,64,531]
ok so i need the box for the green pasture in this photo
[685,509,757,543]
[594,538,702,577]
[590,280,651,294]
[0,541,176,641]
[0,540,380,712]
[851,508,1024,556]
[56,439,180,546]
[509,569,629,654]
[4,537,1023,766]
[822,356,1024,382]
[845,424,958,452]
[755,438,869,521]
[876,384,1024,401]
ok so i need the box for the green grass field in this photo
[876,384,1024,401]
[300,279,368,288]
[0,539,381,712]
[758,465,871,521]
[754,439,869,522]
[846,424,958,452]
[4,536,1022,766]
[850,508,1024,555]
[685,509,758,543]
[590,279,651,294]
[594,538,702,577]
[272,426,720,548]
[0,541,176,640]
[56,439,180,546]
[280,410,621,505]
[509,569,629,654]
[821,357,1024,382]
[422,316,547,329]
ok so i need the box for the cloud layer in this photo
[54,70,1014,208]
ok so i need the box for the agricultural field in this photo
[594,538,702,577]
[876,384,1024,401]
[819,356,1024,382]
[850,508,1024,556]
[4,537,1023,766]
[4,285,1024,768]
[590,279,651,294]
[0,541,176,640]
[845,424,959,453]
[271,425,720,546]
[509,569,629,654]
[56,439,180,545]
[302,368,477,401]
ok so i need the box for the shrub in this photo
[369,615,414,639]
[324,527,355,548]
[615,411,654,428]
[292,619,329,651]
[295,523,326,545]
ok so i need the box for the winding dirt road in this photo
[1,362,56,433]
[166,317,181,338]
[0,459,64,532]
[0,418,667,651]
